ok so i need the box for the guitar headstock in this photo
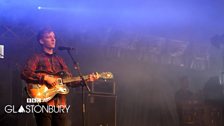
[99,72,113,80]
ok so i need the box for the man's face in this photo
[39,32,56,49]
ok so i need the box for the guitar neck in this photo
[62,75,89,84]
[61,72,113,84]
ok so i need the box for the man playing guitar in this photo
[21,27,98,126]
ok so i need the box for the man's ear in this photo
[39,39,44,45]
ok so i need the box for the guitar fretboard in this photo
[62,75,89,84]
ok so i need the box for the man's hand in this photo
[44,75,58,86]
[87,72,100,82]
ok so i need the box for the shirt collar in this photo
[42,51,57,56]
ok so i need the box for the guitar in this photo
[26,71,113,103]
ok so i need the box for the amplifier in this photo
[86,93,117,126]
[89,80,116,95]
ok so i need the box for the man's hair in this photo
[37,27,53,41]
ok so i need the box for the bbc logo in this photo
[27,98,41,103]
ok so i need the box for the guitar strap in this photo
[55,55,64,70]
[55,55,74,77]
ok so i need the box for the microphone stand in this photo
[66,50,91,126]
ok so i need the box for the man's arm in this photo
[21,54,44,83]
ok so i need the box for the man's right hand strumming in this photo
[44,75,58,87]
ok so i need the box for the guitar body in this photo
[26,71,113,103]
[26,71,70,103]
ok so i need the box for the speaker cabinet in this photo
[90,80,116,95]
[86,94,117,126]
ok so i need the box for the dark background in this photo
[1,0,224,125]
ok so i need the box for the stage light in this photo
[37,6,42,10]
[0,45,4,59]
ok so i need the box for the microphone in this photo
[58,46,75,51]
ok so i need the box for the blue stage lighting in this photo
[37,6,42,10]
